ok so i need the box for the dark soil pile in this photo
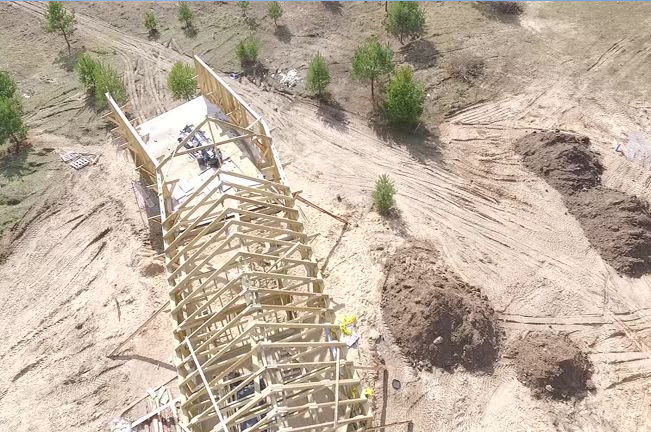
[515,131,651,277]
[382,242,501,370]
[507,333,594,399]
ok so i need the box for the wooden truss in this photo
[107,56,373,432]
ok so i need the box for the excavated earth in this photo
[382,241,501,370]
[515,131,651,277]
[507,333,594,400]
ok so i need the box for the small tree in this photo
[373,174,396,215]
[306,52,330,97]
[76,53,101,91]
[178,2,194,29]
[268,1,283,26]
[44,1,77,54]
[235,36,260,67]
[145,10,159,36]
[95,63,128,108]
[0,71,17,101]
[385,66,424,128]
[386,1,425,44]
[168,61,197,100]
[351,37,394,103]
[0,98,27,151]
[238,1,250,17]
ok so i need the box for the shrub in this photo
[351,37,393,102]
[306,52,330,97]
[373,174,396,215]
[385,66,424,128]
[44,1,77,54]
[268,1,283,26]
[76,53,101,90]
[235,36,260,67]
[94,63,128,108]
[0,71,17,100]
[488,1,524,14]
[145,10,158,35]
[0,97,27,150]
[238,1,250,17]
[178,2,193,29]
[386,1,425,44]
[447,54,485,82]
[167,61,197,100]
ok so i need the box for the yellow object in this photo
[363,387,375,397]
[339,313,357,336]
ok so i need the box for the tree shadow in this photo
[369,115,444,164]
[399,38,439,71]
[0,147,34,181]
[244,16,259,30]
[472,1,523,25]
[147,29,160,41]
[184,25,198,38]
[315,94,349,134]
[382,207,409,237]
[274,24,292,43]
[54,47,84,72]
[322,1,343,15]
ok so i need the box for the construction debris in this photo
[277,69,301,88]
[60,151,96,170]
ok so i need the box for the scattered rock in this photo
[433,336,443,345]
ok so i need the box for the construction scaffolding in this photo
[107,56,374,432]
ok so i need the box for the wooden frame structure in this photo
[108,56,373,432]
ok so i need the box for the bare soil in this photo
[515,131,651,277]
[3,1,651,431]
[507,333,594,400]
[382,241,501,370]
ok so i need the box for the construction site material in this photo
[108,300,171,358]
[382,241,501,370]
[515,131,651,277]
[108,55,379,432]
[60,151,94,170]
[294,192,350,226]
[507,333,594,399]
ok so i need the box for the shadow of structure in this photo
[133,176,164,253]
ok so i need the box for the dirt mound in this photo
[382,242,501,370]
[507,333,594,399]
[515,131,651,277]
[515,131,603,195]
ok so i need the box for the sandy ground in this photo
[2,1,651,431]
